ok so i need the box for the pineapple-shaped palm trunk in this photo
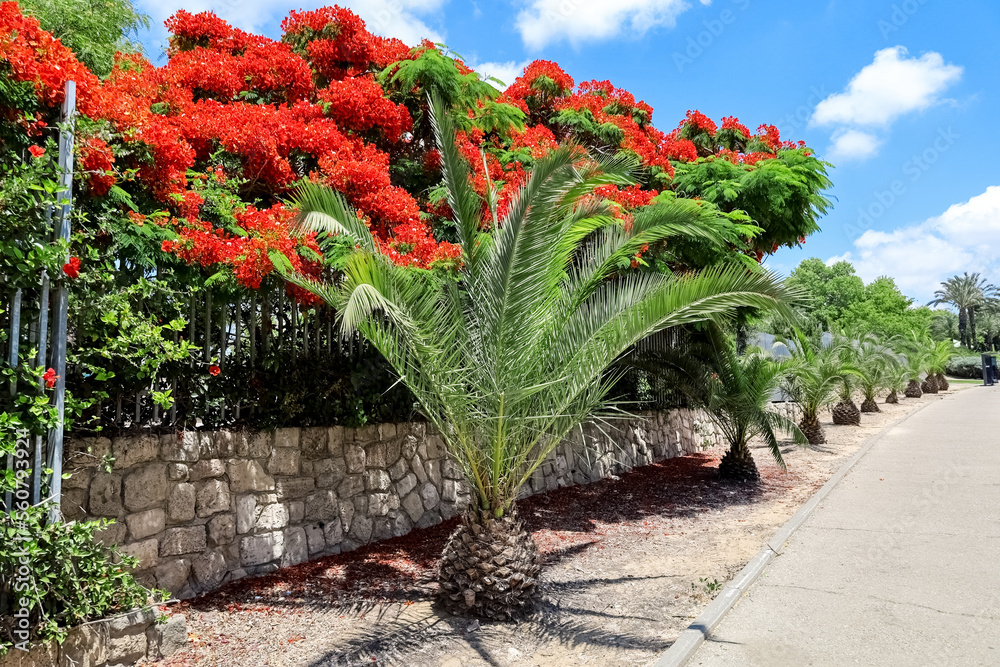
[885,390,899,404]
[832,400,861,425]
[935,373,949,391]
[905,379,923,398]
[438,508,541,620]
[860,397,880,412]
[922,374,939,394]
[718,440,760,482]
[798,413,825,444]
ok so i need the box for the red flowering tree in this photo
[1,1,830,293]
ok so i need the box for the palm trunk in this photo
[959,307,968,348]
[799,413,825,444]
[885,390,899,404]
[860,396,880,412]
[832,399,861,425]
[905,379,922,398]
[438,508,541,620]
[718,439,760,482]
[970,308,978,350]
[935,373,949,391]
[922,375,939,394]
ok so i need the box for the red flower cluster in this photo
[0,3,98,109]
[42,367,58,388]
[163,204,322,289]
[62,256,81,279]
[680,110,718,135]
[78,138,116,196]
[503,60,575,117]
[720,116,750,138]
[281,7,409,81]
[595,184,658,210]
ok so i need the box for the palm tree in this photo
[850,334,896,413]
[929,272,996,349]
[901,337,927,398]
[830,334,862,425]
[884,359,909,403]
[286,97,799,619]
[779,330,844,444]
[927,340,955,391]
[707,341,806,482]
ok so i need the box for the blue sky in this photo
[134,0,1000,303]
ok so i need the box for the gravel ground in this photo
[155,393,949,667]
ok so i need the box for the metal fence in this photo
[99,287,361,432]
[1,81,75,519]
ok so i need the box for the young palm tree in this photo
[832,372,861,425]
[831,335,861,425]
[851,335,896,413]
[779,330,844,444]
[884,359,908,403]
[707,342,806,482]
[286,97,798,619]
[902,344,926,398]
[928,340,955,391]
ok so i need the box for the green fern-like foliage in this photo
[672,150,833,253]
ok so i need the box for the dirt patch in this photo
[157,392,956,667]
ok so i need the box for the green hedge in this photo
[946,355,983,379]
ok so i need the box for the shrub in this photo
[946,355,982,379]
[0,506,165,653]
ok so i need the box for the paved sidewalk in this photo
[691,386,1000,667]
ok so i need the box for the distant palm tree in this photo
[929,273,996,349]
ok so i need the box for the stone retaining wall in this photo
[0,609,186,667]
[61,410,720,598]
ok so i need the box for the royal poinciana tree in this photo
[1,2,831,295]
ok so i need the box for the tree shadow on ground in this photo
[298,572,678,667]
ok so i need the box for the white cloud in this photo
[811,46,962,164]
[827,129,883,162]
[470,60,530,90]
[515,0,710,50]
[812,47,962,127]
[137,0,447,49]
[836,185,1000,301]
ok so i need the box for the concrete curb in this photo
[650,396,943,667]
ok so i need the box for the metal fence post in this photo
[46,80,76,523]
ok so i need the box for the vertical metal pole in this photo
[291,300,298,361]
[204,290,212,363]
[234,300,241,420]
[261,291,270,355]
[169,329,178,426]
[249,294,257,367]
[32,273,49,504]
[7,289,20,396]
[3,287,14,509]
[46,80,75,523]
[219,301,227,422]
